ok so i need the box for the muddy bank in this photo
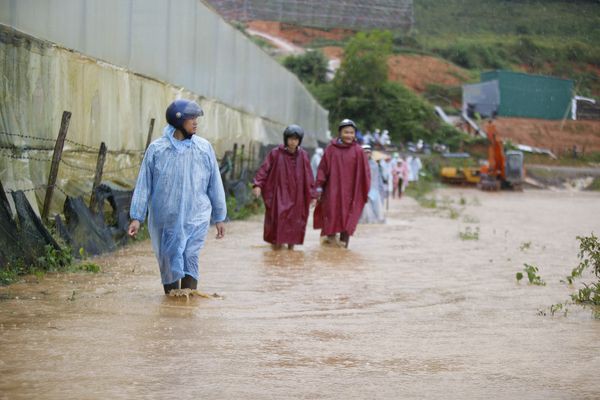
[526,164,600,189]
[0,188,599,399]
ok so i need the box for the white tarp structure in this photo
[0,0,327,140]
[0,0,329,215]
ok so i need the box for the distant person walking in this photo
[310,147,323,179]
[379,155,393,203]
[252,125,315,250]
[392,158,409,199]
[128,99,227,294]
[408,155,422,182]
[313,119,370,248]
[359,144,385,224]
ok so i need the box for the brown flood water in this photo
[1,188,599,399]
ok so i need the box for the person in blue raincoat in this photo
[128,99,227,294]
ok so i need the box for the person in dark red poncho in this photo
[252,125,315,250]
[313,119,370,248]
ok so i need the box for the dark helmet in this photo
[338,118,357,133]
[165,99,204,131]
[283,124,304,146]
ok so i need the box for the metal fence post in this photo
[89,142,107,212]
[42,111,71,222]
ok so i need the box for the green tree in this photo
[317,30,462,148]
[283,50,328,85]
[327,31,392,129]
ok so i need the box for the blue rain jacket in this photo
[130,125,227,284]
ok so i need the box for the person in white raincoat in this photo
[359,145,385,224]
[407,155,422,182]
[310,147,323,179]
[379,155,393,200]
[128,99,227,294]
[410,155,423,182]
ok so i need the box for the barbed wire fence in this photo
[0,112,151,222]
[1,112,262,221]
[0,110,267,270]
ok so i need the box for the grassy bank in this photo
[414,0,600,45]
[407,0,600,96]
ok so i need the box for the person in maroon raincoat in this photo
[313,119,370,248]
[252,125,315,250]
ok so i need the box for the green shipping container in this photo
[481,70,573,120]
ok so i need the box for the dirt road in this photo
[1,188,599,399]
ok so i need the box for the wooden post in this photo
[249,142,255,172]
[231,143,238,181]
[89,142,107,212]
[239,144,245,179]
[246,142,252,172]
[145,118,155,152]
[42,111,71,222]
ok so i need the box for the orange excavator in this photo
[479,119,524,191]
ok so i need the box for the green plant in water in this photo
[33,269,45,281]
[420,196,438,209]
[519,241,532,251]
[458,226,479,240]
[462,215,479,224]
[405,177,439,209]
[226,190,264,220]
[0,267,19,285]
[586,177,600,191]
[516,263,545,286]
[129,223,150,242]
[448,207,460,219]
[571,283,600,305]
[79,247,88,260]
[1,242,81,285]
[70,263,101,273]
[515,272,523,282]
[549,302,569,317]
[36,244,73,272]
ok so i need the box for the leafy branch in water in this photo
[563,234,600,306]
[539,234,600,319]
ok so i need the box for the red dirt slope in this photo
[387,54,471,92]
[247,21,353,46]
[494,118,600,154]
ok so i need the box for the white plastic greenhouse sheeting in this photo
[0,25,302,216]
[0,0,328,140]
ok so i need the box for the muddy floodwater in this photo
[1,188,599,399]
